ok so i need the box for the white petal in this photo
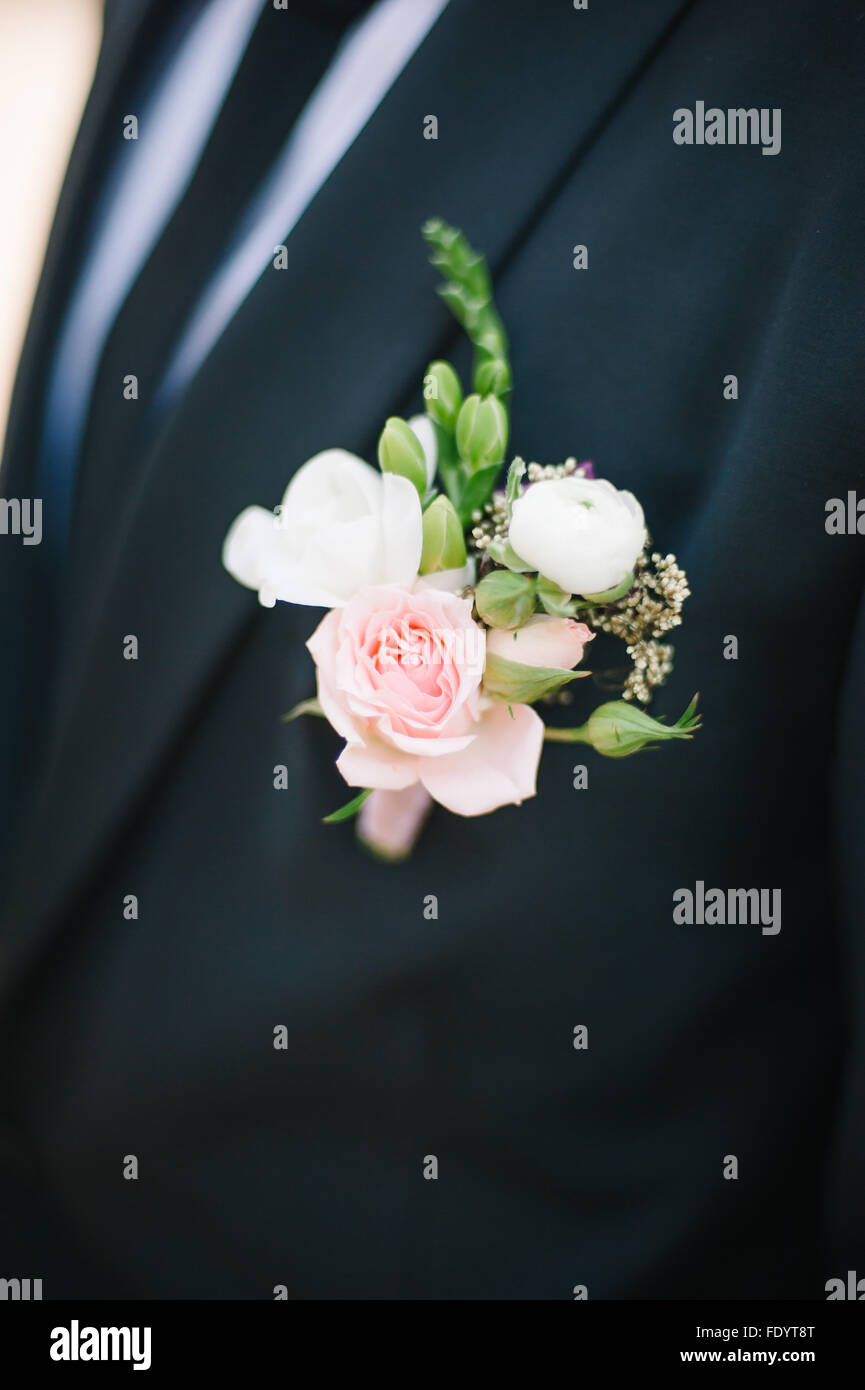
[223,501,367,609]
[408,414,437,488]
[225,450,423,609]
[303,514,383,603]
[379,472,423,587]
[414,558,476,593]
[222,505,283,600]
[279,449,381,519]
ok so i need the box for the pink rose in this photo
[307,585,544,816]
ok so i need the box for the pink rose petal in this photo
[336,739,419,791]
[418,702,544,816]
[356,785,434,860]
[486,615,594,671]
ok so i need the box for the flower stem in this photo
[543,723,592,744]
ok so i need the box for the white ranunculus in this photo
[508,476,646,596]
[222,448,422,608]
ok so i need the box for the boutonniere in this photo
[224,219,700,860]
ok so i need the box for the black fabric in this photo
[0,0,369,865]
[0,0,190,865]
[1,0,864,1299]
[70,0,371,599]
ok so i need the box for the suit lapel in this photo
[0,0,691,996]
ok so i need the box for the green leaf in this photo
[322,788,373,823]
[456,459,503,525]
[536,575,578,617]
[504,456,525,519]
[582,570,635,604]
[675,693,701,728]
[483,652,590,704]
[474,570,536,628]
[281,697,323,723]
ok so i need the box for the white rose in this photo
[222,448,422,607]
[508,476,646,596]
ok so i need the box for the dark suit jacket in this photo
[1,0,863,1298]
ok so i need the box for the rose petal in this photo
[337,739,419,791]
[375,714,476,758]
[486,615,594,671]
[418,702,544,816]
[356,785,434,860]
[306,612,364,742]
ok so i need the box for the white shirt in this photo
[41,0,449,541]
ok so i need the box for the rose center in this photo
[372,622,443,679]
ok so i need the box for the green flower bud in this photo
[419,496,467,575]
[544,696,701,757]
[474,570,536,629]
[423,361,463,430]
[455,393,508,469]
[377,417,427,495]
[474,356,511,398]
